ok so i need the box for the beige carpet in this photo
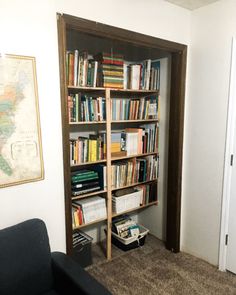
[87,235,236,295]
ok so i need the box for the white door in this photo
[219,37,236,273]
[226,132,236,273]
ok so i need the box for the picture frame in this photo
[0,54,44,188]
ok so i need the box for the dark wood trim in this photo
[57,13,187,254]
[62,14,186,53]
[57,13,73,254]
[166,48,187,252]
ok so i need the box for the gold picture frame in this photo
[0,54,44,188]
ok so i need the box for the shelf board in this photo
[73,217,107,229]
[72,201,158,229]
[67,86,159,95]
[68,86,106,91]
[111,178,157,191]
[71,159,107,167]
[111,151,158,161]
[70,121,106,125]
[112,201,158,218]
[71,190,107,200]
[111,119,158,123]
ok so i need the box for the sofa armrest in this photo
[51,252,111,295]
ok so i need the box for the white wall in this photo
[0,0,66,251]
[138,57,171,240]
[0,0,190,252]
[181,0,236,265]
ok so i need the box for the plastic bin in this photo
[72,230,93,268]
[111,225,149,251]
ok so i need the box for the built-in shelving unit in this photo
[57,13,187,260]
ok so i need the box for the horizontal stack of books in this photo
[71,170,102,196]
[95,52,124,89]
[111,97,158,121]
[68,94,106,122]
[72,196,107,226]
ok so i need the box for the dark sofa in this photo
[0,218,112,295]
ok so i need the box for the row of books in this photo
[70,126,158,165]
[71,169,105,196]
[70,125,158,165]
[70,134,105,165]
[72,196,107,227]
[66,50,160,90]
[111,97,158,121]
[123,59,160,91]
[68,94,106,122]
[111,156,158,189]
[71,182,157,227]
[70,155,158,196]
[66,51,98,88]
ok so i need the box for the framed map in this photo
[0,54,44,188]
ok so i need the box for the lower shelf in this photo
[73,201,158,230]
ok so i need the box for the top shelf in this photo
[67,86,159,95]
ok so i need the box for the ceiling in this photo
[164,0,219,10]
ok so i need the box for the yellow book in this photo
[89,139,97,162]
[73,210,79,228]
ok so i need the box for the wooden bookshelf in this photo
[111,178,157,192]
[73,216,108,229]
[111,119,158,123]
[70,121,106,125]
[57,13,187,260]
[111,152,158,161]
[70,160,107,167]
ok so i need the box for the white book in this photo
[130,64,141,90]
[74,50,79,86]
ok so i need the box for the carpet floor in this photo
[87,235,236,295]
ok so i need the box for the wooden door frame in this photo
[57,13,187,254]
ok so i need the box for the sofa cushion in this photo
[0,219,54,295]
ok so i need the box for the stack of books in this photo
[72,196,107,225]
[104,131,126,157]
[68,94,106,122]
[71,170,102,196]
[112,215,139,238]
[95,52,124,89]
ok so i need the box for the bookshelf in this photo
[57,14,187,259]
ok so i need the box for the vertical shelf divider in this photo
[105,88,112,260]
